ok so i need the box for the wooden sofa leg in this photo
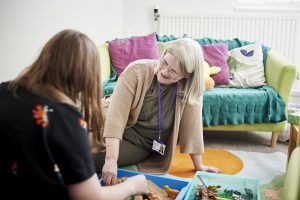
[271,132,279,147]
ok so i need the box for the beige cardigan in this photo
[103,59,204,174]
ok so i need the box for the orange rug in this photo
[169,146,243,178]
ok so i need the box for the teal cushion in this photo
[156,34,189,42]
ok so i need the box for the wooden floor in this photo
[203,131,288,154]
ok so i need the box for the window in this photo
[233,0,300,12]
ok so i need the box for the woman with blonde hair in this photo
[0,29,147,200]
[94,38,220,186]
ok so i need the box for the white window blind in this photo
[234,0,300,11]
[234,0,300,93]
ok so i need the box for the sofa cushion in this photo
[108,32,160,77]
[228,43,265,88]
[202,43,230,85]
[202,86,286,127]
[103,64,117,96]
[98,43,111,81]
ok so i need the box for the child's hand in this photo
[125,174,148,195]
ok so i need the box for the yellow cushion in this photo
[98,43,111,82]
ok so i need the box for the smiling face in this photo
[157,53,185,85]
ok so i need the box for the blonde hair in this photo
[162,38,205,104]
[9,29,105,149]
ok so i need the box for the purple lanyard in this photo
[157,82,177,141]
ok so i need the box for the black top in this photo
[0,82,95,199]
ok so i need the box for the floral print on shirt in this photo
[79,118,87,130]
[32,105,52,128]
[10,161,18,176]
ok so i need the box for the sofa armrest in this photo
[283,147,300,200]
[98,43,111,82]
[265,50,297,104]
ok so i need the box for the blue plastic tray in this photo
[100,169,191,200]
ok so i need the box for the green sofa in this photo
[98,41,296,147]
[202,50,296,147]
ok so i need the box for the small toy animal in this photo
[163,185,180,197]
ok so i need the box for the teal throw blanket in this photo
[203,86,286,127]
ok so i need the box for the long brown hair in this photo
[10,29,104,150]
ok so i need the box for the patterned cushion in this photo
[228,43,265,88]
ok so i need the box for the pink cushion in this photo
[202,43,230,85]
[108,32,160,77]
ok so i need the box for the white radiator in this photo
[157,15,299,63]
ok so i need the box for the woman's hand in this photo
[190,153,221,173]
[102,159,118,185]
[102,138,120,185]
[197,165,221,173]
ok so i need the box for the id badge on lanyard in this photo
[152,139,166,155]
[152,82,177,156]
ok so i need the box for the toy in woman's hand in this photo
[204,61,221,90]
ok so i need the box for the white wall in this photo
[0,0,124,82]
[123,0,233,36]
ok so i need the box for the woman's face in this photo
[157,53,185,85]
